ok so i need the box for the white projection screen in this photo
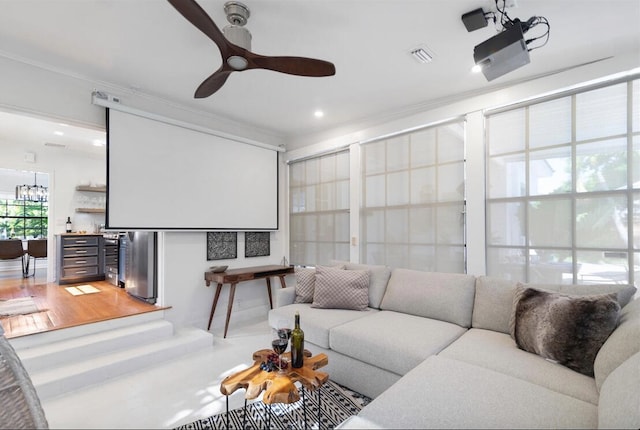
[106,108,279,230]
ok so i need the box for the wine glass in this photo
[277,318,293,344]
[276,318,293,362]
[271,328,288,373]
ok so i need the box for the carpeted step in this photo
[28,327,213,400]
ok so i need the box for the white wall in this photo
[159,230,293,331]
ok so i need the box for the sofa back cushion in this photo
[594,297,640,390]
[330,260,392,309]
[472,276,636,334]
[380,268,476,327]
[597,351,640,429]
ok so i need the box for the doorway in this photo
[0,168,49,279]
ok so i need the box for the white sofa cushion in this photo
[357,355,597,429]
[598,351,640,429]
[380,269,476,327]
[439,328,599,404]
[594,297,640,390]
[268,303,378,349]
[329,310,466,375]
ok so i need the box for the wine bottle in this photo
[65,217,72,233]
[290,311,304,368]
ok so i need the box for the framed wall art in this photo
[207,232,237,260]
[245,232,270,257]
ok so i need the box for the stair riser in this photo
[9,311,166,350]
[32,330,212,400]
[19,321,174,373]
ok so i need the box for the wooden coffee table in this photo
[220,349,329,428]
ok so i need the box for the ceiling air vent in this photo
[410,45,434,64]
[44,142,67,149]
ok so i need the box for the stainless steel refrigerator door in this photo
[124,231,157,304]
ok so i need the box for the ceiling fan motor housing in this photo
[223,25,251,51]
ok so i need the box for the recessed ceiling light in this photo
[314,110,324,118]
[58,123,69,127]
[92,139,105,147]
[471,64,483,73]
[53,131,64,136]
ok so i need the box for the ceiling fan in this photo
[167,0,336,98]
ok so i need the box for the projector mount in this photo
[462,0,550,52]
[462,0,550,81]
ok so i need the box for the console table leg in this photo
[223,283,237,338]
[278,274,287,289]
[207,283,223,330]
[266,277,273,309]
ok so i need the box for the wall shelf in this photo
[75,208,105,214]
[76,185,106,193]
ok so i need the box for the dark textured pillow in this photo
[311,266,370,311]
[293,267,316,303]
[510,285,621,376]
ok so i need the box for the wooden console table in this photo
[204,265,294,338]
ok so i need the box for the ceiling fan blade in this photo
[248,55,336,77]
[194,68,233,98]
[167,0,230,56]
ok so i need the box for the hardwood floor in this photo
[0,272,167,339]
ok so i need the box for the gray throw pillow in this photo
[509,285,621,376]
[293,267,316,303]
[311,266,370,311]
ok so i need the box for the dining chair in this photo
[26,239,47,278]
[0,239,27,278]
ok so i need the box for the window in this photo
[0,199,48,239]
[360,120,466,272]
[486,78,639,285]
[0,168,48,239]
[289,150,350,266]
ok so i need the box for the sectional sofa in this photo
[268,262,640,429]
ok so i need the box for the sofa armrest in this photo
[274,286,296,308]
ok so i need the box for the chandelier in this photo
[15,173,48,202]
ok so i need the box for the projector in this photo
[473,22,530,81]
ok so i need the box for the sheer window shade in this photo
[360,120,466,272]
[289,150,350,266]
[486,78,640,286]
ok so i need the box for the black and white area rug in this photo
[176,380,371,430]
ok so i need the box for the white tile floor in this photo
[40,317,273,429]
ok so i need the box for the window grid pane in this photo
[486,78,639,286]
[361,120,466,272]
[289,151,350,266]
